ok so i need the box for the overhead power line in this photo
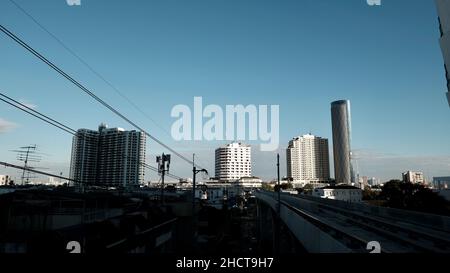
[7,0,171,138]
[7,0,210,170]
[0,161,77,183]
[0,92,77,135]
[143,162,182,181]
[0,24,204,170]
[0,91,186,180]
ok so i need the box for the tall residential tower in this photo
[69,123,146,188]
[286,134,330,184]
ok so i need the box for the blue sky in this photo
[1,0,449,182]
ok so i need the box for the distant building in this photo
[69,123,146,188]
[215,142,251,181]
[433,176,450,190]
[436,0,450,107]
[402,171,424,184]
[0,175,11,186]
[47,176,65,186]
[362,176,369,186]
[331,100,353,184]
[195,182,241,209]
[312,185,362,202]
[368,177,379,186]
[236,176,263,188]
[286,134,330,185]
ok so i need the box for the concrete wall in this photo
[255,192,351,253]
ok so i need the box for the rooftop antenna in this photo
[13,145,39,185]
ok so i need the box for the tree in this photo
[274,182,293,192]
[362,186,379,200]
[297,183,315,195]
[380,180,449,215]
[379,180,403,206]
[261,183,273,192]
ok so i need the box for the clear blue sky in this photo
[0,0,449,182]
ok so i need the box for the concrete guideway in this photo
[255,191,450,253]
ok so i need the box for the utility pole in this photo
[277,153,281,215]
[192,154,208,245]
[276,153,281,255]
[192,154,196,217]
[156,153,171,205]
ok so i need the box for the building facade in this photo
[402,171,425,184]
[286,134,330,184]
[436,0,450,107]
[237,176,263,189]
[69,128,99,186]
[331,100,353,184]
[368,177,380,186]
[432,176,450,189]
[312,185,362,203]
[215,142,251,181]
[70,123,146,187]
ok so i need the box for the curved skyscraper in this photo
[331,100,352,184]
[436,0,450,107]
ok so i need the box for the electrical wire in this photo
[0,24,205,170]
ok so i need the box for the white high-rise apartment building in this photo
[70,123,146,188]
[286,134,330,184]
[215,142,251,181]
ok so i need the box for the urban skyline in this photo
[1,1,450,260]
[1,0,450,183]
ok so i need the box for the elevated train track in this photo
[255,191,450,253]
